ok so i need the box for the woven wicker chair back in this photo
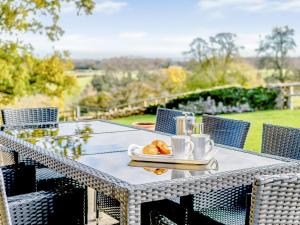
[1,108,58,129]
[202,115,250,148]
[250,173,300,225]
[262,124,300,159]
[155,108,193,135]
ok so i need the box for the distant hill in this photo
[72,57,185,71]
[244,57,300,69]
[73,56,300,70]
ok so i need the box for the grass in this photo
[77,76,93,91]
[112,109,300,152]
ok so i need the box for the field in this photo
[112,109,300,152]
[77,76,93,91]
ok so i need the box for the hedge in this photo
[145,86,280,114]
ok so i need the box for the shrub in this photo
[145,86,280,114]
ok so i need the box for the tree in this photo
[257,26,296,83]
[209,33,242,64]
[183,38,210,63]
[84,66,188,109]
[184,33,254,89]
[184,33,242,64]
[28,52,77,98]
[0,43,77,104]
[0,43,30,104]
[161,66,187,93]
[0,0,94,41]
[0,0,95,104]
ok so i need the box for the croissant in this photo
[143,144,159,155]
[152,140,171,155]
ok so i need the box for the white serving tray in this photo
[128,144,217,165]
[128,159,218,171]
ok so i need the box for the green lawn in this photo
[112,109,300,152]
[77,76,93,91]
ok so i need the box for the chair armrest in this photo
[1,164,36,196]
[8,186,86,225]
[8,191,55,225]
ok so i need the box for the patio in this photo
[0,107,300,225]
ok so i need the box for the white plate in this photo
[128,144,217,165]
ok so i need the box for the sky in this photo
[21,0,300,59]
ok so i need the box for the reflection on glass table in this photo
[27,133,93,160]
[74,148,283,185]
[5,123,95,139]
[5,129,171,160]
[129,159,219,177]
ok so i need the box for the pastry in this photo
[144,167,168,175]
[154,168,168,175]
[143,144,159,155]
[152,140,171,155]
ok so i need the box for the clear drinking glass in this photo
[193,122,204,135]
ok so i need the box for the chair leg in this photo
[96,209,100,224]
[142,199,187,225]
[13,151,18,164]
[180,195,194,224]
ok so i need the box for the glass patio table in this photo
[0,120,300,225]
[4,120,137,138]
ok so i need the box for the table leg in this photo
[13,151,19,164]
[87,188,96,224]
[180,195,194,225]
[120,201,141,225]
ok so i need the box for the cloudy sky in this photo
[24,0,300,59]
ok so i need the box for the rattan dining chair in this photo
[155,108,194,135]
[196,124,300,224]
[181,115,252,225]
[202,115,250,148]
[0,108,78,201]
[152,173,300,225]
[1,107,58,130]
[149,115,251,225]
[0,107,59,166]
[0,167,86,225]
[262,123,300,159]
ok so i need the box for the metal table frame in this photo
[1,120,300,225]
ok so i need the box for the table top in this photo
[19,130,170,159]
[74,146,284,185]
[2,119,299,225]
[4,120,137,138]
[1,120,292,187]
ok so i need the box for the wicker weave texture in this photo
[0,167,86,225]
[250,173,300,225]
[1,107,58,130]
[202,115,250,148]
[96,192,120,220]
[8,191,55,225]
[193,115,250,224]
[1,126,300,224]
[155,108,193,135]
[262,123,300,159]
[194,185,251,210]
[0,147,14,167]
[0,170,12,225]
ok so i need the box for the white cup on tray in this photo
[171,135,194,159]
[190,134,214,160]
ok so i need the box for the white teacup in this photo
[191,134,214,160]
[171,136,194,159]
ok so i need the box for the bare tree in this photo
[184,33,242,63]
[257,26,296,83]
